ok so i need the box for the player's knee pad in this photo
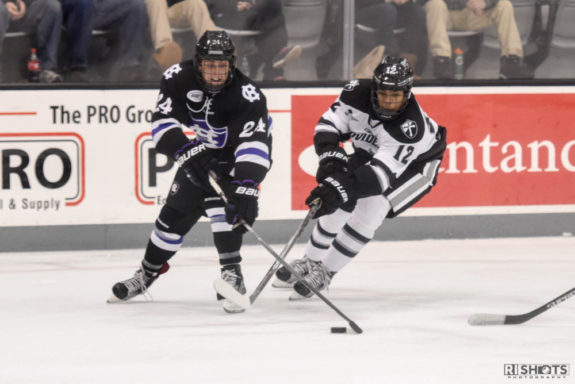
[347,195,391,238]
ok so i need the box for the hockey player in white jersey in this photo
[109,31,272,313]
[274,56,446,299]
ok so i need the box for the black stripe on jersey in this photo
[425,116,436,134]
[317,222,337,238]
[343,224,370,244]
[318,117,338,130]
[310,235,330,250]
[333,239,356,258]
[371,158,397,185]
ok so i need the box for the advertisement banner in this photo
[1,87,574,227]
[291,92,575,211]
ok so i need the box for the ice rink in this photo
[1,236,574,384]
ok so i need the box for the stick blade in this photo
[468,313,507,326]
[348,321,363,334]
[213,278,251,310]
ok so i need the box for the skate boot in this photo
[290,261,334,300]
[272,257,314,288]
[218,264,247,314]
[108,262,170,303]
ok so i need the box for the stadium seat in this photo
[551,0,575,49]
[282,0,327,48]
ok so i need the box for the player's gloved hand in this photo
[174,139,213,190]
[347,148,373,173]
[225,180,259,233]
[316,147,348,183]
[306,173,354,218]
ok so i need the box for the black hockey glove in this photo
[316,147,348,183]
[225,180,260,233]
[348,148,373,173]
[305,173,354,218]
[174,139,213,190]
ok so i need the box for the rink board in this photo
[0,86,574,251]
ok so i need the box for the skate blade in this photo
[288,291,311,301]
[272,279,295,288]
[106,295,123,304]
[222,299,246,314]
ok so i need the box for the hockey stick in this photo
[214,199,320,309]
[209,173,363,334]
[468,286,575,325]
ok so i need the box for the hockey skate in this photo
[218,264,247,314]
[289,261,334,300]
[107,262,170,303]
[272,257,314,288]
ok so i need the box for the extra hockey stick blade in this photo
[468,287,575,326]
[468,313,507,325]
[214,278,252,310]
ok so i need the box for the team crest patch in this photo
[241,84,260,102]
[186,90,204,103]
[344,80,360,91]
[170,182,180,195]
[401,119,418,139]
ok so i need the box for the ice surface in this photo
[1,237,574,384]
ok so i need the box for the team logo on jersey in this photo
[401,119,418,139]
[189,118,228,148]
[186,90,204,103]
[241,84,260,103]
[344,80,359,91]
[163,64,182,80]
[170,181,180,195]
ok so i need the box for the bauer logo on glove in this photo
[176,143,208,166]
[323,176,349,203]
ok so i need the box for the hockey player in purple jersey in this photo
[274,56,446,299]
[109,31,272,313]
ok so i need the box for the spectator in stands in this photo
[425,0,534,79]
[60,0,148,82]
[356,0,428,78]
[146,0,217,71]
[205,0,301,81]
[0,0,63,82]
[316,0,428,80]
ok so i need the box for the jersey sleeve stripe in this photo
[235,153,271,169]
[370,158,394,191]
[385,159,441,212]
[235,142,271,169]
[318,117,338,130]
[152,118,181,144]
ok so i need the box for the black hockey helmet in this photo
[371,56,414,120]
[195,30,236,93]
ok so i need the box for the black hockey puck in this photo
[330,327,347,334]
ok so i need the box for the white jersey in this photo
[315,79,444,193]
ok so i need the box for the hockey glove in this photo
[316,147,348,183]
[225,180,259,233]
[174,139,213,190]
[306,173,354,218]
[348,148,373,173]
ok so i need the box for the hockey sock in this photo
[322,196,391,272]
[305,208,351,262]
